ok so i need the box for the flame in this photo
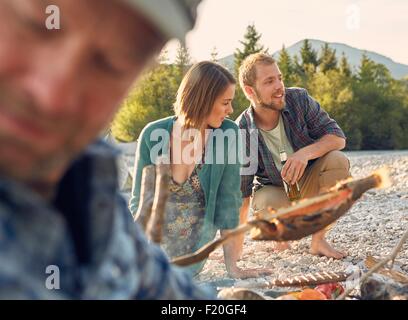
[373,166,392,189]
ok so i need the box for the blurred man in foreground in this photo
[0,0,215,299]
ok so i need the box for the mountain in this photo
[219,39,408,79]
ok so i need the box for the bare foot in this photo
[310,239,346,259]
[272,241,291,252]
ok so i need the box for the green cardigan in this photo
[129,116,242,274]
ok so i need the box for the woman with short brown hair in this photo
[130,61,269,278]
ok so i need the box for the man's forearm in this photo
[300,134,346,161]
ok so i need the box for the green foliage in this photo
[307,52,408,150]
[232,24,266,119]
[318,43,338,73]
[300,39,319,70]
[351,55,406,149]
[278,45,296,87]
[111,63,180,142]
[286,39,321,90]
[339,53,352,77]
[111,46,193,142]
[234,24,265,76]
[309,69,361,149]
[174,43,192,81]
[111,31,408,150]
[275,43,408,150]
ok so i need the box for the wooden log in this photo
[361,274,408,300]
[251,168,389,241]
[365,256,408,284]
[172,167,391,267]
[146,159,171,244]
[338,227,408,300]
[172,224,252,266]
[217,271,351,290]
[133,165,156,231]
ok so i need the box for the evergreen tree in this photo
[234,24,265,77]
[358,53,376,84]
[318,43,338,73]
[290,40,319,90]
[158,49,170,64]
[210,46,219,62]
[300,39,319,69]
[174,43,191,80]
[339,53,352,77]
[358,53,392,89]
[278,45,295,87]
[353,54,400,149]
[309,69,360,149]
[232,23,266,119]
[293,54,301,71]
[110,35,408,151]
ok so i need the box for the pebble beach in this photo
[196,151,408,297]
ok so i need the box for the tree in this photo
[158,49,170,64]
[358,53,392,90]
[110,36,408,151]
[234,24,265,77]
[210,46,219,62]
[358,54,377,84]
[339,53,352,77]
[111,63,180,141]
[278,45,296,87]
[352,54,402,149]
[290,54,305,87]
[318,43,338,73]
[290,40,320,90]
[300,39,319,70]
[232,23,266,119]
[309,69,360,149]
[174,43,191,81]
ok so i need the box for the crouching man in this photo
[236,53,350,259]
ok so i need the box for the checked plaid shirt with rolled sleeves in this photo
[0,140,214,299]
[236,87,346,198]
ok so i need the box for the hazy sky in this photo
[163,0,408,65]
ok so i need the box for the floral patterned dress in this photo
[161,163,206,259]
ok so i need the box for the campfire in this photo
[134,163,408,300]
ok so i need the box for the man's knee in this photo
[318,151,350,191]
[321,150,350,174]
[251,186,290,214]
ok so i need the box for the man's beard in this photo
[0,82,81,186]
[254,87,286,111]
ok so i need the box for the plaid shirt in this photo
[0,140,213,299]
[236,87,346,198]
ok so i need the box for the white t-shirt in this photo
[259,113,294,171]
